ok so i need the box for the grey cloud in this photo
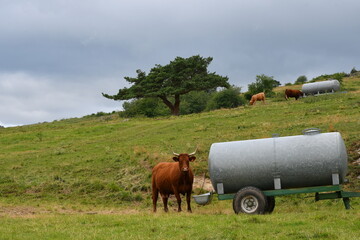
[0,72,120,126]
[0,0,359,126]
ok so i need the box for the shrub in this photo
[350,67,357,75]
[295,75,307,85]
[272,91,287,102]
[95,112,109,117]
[206,86,245,110]
[310,72,348,84]
[120,98,169,118]
[243,91,253,101]
[180,91,212,115]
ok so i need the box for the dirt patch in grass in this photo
[0,206,41,218]
[193,176,214,193]
[0,205,141,218]
[347,140,360,187]
[349,141,360,164]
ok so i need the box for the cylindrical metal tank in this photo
[208,131,348,194]
[302,80,340,95]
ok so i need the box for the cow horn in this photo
[173,151,180,156]
[189,147,198,156]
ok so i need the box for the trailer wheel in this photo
[233,187,267,214]
[264,196,275,214]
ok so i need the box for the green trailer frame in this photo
[217,185,360,210]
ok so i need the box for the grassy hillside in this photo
[0,77,359,209]
[1,206,360,239]
[1,77,360,240]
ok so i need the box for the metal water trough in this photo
[197,129,360,214]
[193,192,213,205]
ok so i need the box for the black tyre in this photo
[264,196,275,214]
[233,187,267,214]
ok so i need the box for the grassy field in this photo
[0,199,359,239]
[0,76,360,239]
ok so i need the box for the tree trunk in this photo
[173,94,180,116]
[159,95,181,116]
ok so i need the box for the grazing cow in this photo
[285,89,303,100]
[152,150,196,213]
[249,92,266,105]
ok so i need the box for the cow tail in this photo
[151,173,159,212]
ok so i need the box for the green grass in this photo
[1,199,359,240]
[0,77,360,239]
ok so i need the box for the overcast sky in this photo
[1,0,359,127]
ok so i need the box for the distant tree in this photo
[247,74,279,97]
[206,86,245,110]
[103,55,230,116]
[350,67,358,75]
[285,82,293,86]
[295,75,307,85]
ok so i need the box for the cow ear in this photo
[189,156,196,162]
[173,157,179,162]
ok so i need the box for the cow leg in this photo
[174,191,182,212]
[186,192,192,213]
[161,194,169,212]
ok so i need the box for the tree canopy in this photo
[103,55,230,115]
[247,74,280,97]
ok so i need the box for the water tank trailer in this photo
[193,129,360,214]
[302,79,340,96]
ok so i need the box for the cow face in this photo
[173,154,196,173]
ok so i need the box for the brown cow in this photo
[285,89,303,100]
[249,92,266,105]
[152,150,196,213]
